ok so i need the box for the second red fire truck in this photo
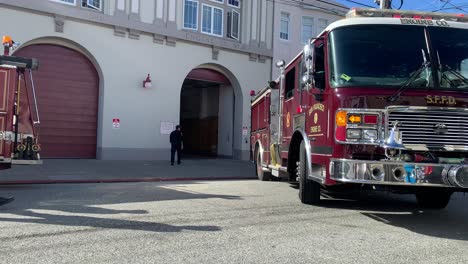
[0,35,42,170]
[251,8,468,209]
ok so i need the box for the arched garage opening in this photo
[15,44,99,158]
[180,68,235,158]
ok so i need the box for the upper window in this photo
[82,0,101,10]
[202,4,224,37]
[301,16,314,44]
[228,0,240,8]
[184,0,199,30]
[211,0,224,3]
[227,10,240,40]
[50,0,75,6]
[280,12,290,40]
[51,0,102,10]
[317,18,328,34]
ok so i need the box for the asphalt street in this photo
[0,180,467,264]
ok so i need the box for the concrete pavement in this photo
[0,159,256,184]
[1,180,468,264]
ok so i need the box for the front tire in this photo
[256,150,271,181]
[298,141,321,204]
[416,190,452,209]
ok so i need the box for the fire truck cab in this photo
[251,8,468,209]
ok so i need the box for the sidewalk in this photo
[0,159,256,184]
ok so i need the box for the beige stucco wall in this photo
[1,6,270,160]
[272,2,345,79]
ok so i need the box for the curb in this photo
[0,176,257,185]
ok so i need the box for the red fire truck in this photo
[251,8,468,209]
[0,35,41,170]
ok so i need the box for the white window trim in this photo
[201,4,224,37]
[83,0,103,11]
[301,16,314,44]
[280,12,290,41]
[183,0,199,31]
[230,10,240,40]
[209,0,224,4]
[227,0,240,8]
[49,0,76,6]
[317,18,329,34]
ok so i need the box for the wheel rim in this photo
[257,153,262,177]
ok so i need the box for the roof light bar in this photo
[346,8,468,23]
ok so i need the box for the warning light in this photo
[348,115,362,124]
[296,106,302,113]
[363,115,378,124]
[336,111,347,127]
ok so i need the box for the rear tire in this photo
[256,149,271,181]
[298,141,321,204]
[416,190,452,209]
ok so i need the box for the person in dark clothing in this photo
[170,125,183,165]
[0,196,14,207]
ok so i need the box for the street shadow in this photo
[317,192,468,241]
[0,182,239,233]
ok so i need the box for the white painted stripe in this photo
[117,0,125,10]
[260,0,267,42]
[251,0,258,40]
[168,0,176,21]
[156,0,164,19]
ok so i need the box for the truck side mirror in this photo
[302,44,314,91]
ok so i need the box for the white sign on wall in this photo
[160,122,174,135]
[242,126,248,136]
[113,118,120,129]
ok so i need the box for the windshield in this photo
[430,27,468,89]
[329,25,430,88]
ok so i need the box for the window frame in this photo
[82,0,103,11]
[49,0,76,6]
[183,0,199,31]
[280,12,290,41]
[301,16,314,44]
[201,3,224,37]
[228,10,241,40]
[317,18,329,34]
[228,0,240,8]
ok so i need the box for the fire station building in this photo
[0,0,274,160]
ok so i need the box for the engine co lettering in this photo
[400,18,450,27]
[425,95,456,105]
[309,103,325,116]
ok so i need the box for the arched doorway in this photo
[180,68,234,158]
[15,44,99,158]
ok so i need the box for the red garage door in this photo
[15,44,98,158]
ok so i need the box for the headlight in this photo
[362,129,378,141]
[346,129,361,139]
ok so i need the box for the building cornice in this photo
[0,0,273,58]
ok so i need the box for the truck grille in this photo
[388,109,468,149]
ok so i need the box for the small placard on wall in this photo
[242,126,248,136]
[113,118,120,129]
[160,121,174,135]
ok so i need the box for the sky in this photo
[334,0,468,13]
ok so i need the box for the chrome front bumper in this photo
[330,159,468,188]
